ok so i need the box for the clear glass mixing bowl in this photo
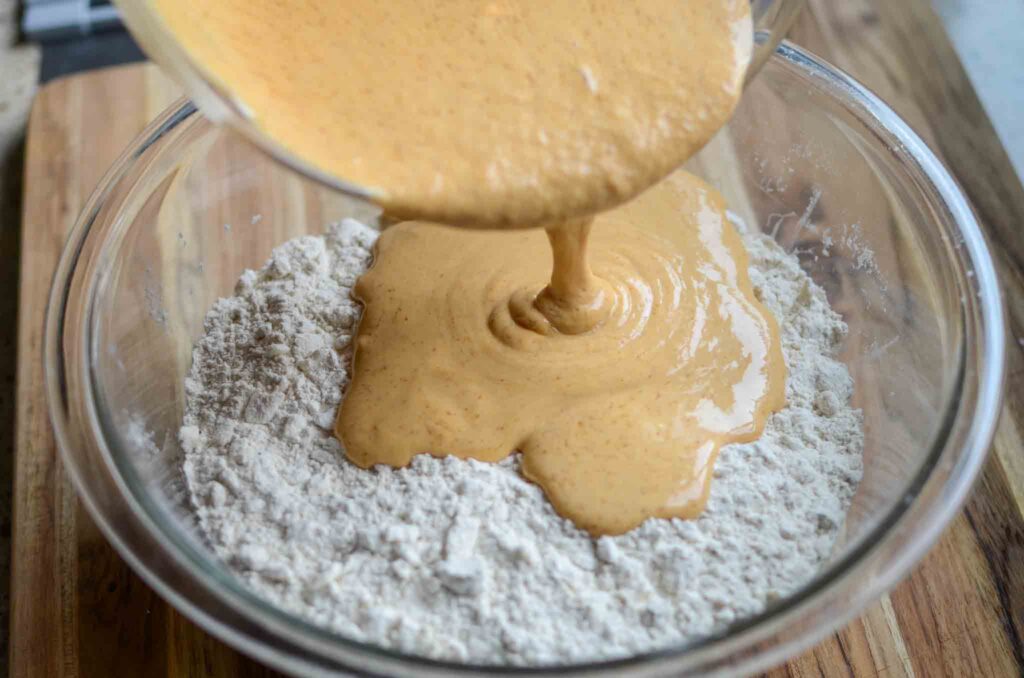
[46,44,1005,676]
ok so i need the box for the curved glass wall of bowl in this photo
[46,44,1004,677]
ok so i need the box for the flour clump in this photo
[180,218,863,665]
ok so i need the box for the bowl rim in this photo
[44,42,1007,676]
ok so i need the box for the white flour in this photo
[180,218,863,665]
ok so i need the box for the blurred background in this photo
[0,1,1021,676]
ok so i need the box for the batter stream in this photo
[153,0,787,535]
[339,174,785,535]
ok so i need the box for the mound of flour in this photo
[180,218,863,665]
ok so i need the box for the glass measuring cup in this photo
[115,0,806,207]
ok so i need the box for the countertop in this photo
[6,0,1024,676]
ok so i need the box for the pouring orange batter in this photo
[340,173,785,535]
[150,0,753,228]
[151,0,786,535]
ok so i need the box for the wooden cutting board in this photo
[11,1,1024,675]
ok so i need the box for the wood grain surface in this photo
[10,0,1024,675]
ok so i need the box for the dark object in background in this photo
[21,0,145,82]
[22,0,120,40]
